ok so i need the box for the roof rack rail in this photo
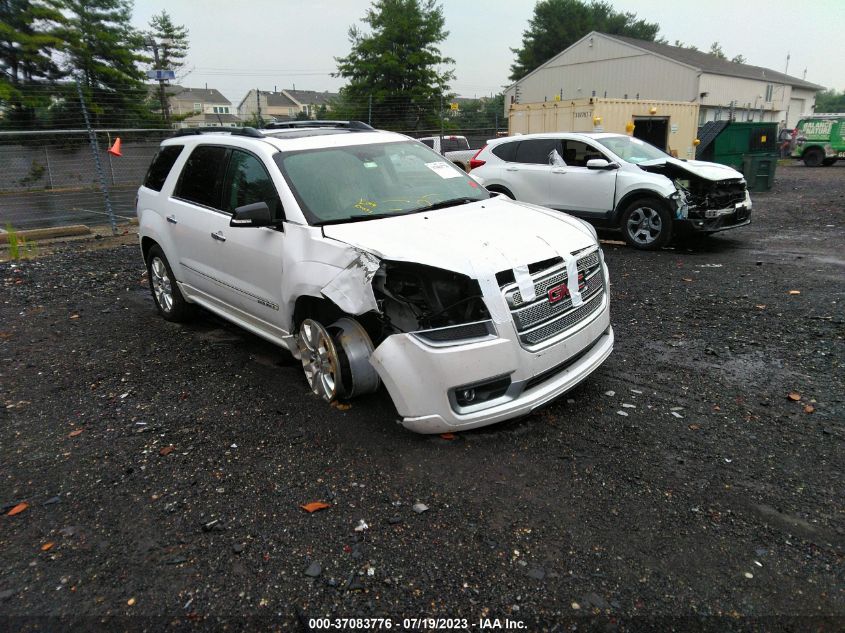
[172,126,264,138]
[263,120,374,131]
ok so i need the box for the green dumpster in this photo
[742,153,778,192]
[696,121,779,187]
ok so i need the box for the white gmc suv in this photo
[136,122,613,433]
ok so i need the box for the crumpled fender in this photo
[320,248,381,315]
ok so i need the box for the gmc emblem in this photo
[548,274,585,304]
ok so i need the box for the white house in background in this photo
[504,32,824,128]
[164,86,241,128]
[238,89,338,121]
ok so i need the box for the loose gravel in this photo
[1,164,843,630]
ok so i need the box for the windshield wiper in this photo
[313,198,481,226]
[314,212,407,226]
[406,197,479,214]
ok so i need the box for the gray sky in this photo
[132,0,844,105]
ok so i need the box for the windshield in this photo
[275,140,488,225]
[595,136,671,164]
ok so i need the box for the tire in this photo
[803,147,824,167]
[822,158,837,167]
[146,245,195,322]
[619,197,672,250]
[486,185,514,199]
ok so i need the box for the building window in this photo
[765,84,773,102]
[212,106,230,114]
[193,102,201,113]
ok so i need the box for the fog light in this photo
[452,375,512,410]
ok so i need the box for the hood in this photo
[639,157,745,182]
[322,195,596,277]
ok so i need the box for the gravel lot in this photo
[1,163,843,631]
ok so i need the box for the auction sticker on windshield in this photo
[425,161,462,178]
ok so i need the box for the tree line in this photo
[0,0,188,129]
[4,0,827,133]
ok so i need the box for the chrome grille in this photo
[502,248,605,350]
[512,271,603,331]
[521,292,604,346]
[509,251,600,308]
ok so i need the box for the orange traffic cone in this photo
[108,137,122,157]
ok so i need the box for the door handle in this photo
[506,167,519,171]
[166,215,177,224]
[210,231,226,242]
[551,169,567,174]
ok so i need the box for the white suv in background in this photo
[136,122,613,433]
[470,133,752,250]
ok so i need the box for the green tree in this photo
[334,0,454,129]
[61,0,152,126]
[450,94,506,130]
[146,10,189,74]
[509,0,660,81]
[708,41,726,59]
[814,89,845,113]
[0,0,67,127]
[731,54,747,64]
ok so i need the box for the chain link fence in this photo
[1,86,506,231]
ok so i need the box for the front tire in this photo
[146,245,195,322]
[619,198,672,250]
[803,147,824,167]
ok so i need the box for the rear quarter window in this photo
[491,141,518,162]
[143,145,184,191]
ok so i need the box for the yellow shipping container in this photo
[508,98,700,159]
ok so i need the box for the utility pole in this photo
[147,37,172,124]
[439,93,444,148]
[256,89,262,126]
[368,94,372,126]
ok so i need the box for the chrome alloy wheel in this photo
[297,319,340,401]
[626,206,663,246]
[150,256,174,313]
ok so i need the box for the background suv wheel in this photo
[620,197,672,250]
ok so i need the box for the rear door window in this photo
[223,149,283,220]
[143,145,183,191]
[514,139,562,165]
[173,145,229,209]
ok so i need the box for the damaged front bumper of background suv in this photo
[643,162,753,235]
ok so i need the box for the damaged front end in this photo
[297,255,497,405]
[643,163,752,233]
[371,261,495,346]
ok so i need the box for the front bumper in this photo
[676,191,753,234]
[369,296,613,434]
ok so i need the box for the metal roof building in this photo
[504,32,824,128]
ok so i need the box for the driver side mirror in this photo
[587,159,618,170]
[230,201,279,228]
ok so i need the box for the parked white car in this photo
[470,132,752,250]
[136,123,613,433]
